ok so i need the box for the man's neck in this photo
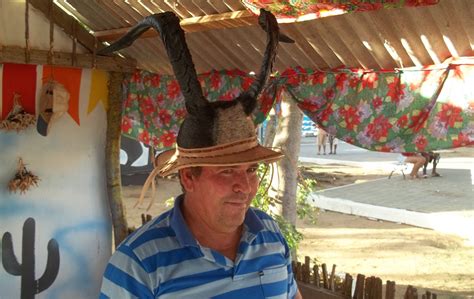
[181,199,243,261]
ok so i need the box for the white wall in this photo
[0,66,112,299]
[0,0,87,53]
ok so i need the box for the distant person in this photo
[420,151,441,177]
[328,134,338,155]
[400,152,426,179]
[317,127,327,155]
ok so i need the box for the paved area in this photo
[302,157,474,242]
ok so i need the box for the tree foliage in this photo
[252,164,318,250]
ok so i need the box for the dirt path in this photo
[122,162,474,298]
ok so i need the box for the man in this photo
[420,151,441,177]
[98,9,301,298]
[400,152,426,179]
[328,134,338,155]
[317,127,327,155]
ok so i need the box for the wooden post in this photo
[386,280,396,299]
[106,71,128,248]
[405,285,418,299]
[354,274,365,299]
[375,277,382,299]
[313,264,320,287]
[296,262,303,281]
[343,273,352,299]
[303,256,311,283]
[364,276,372,299]
[329,264,336,291]
[322,263,329,289]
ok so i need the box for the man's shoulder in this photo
[120,209,175,250]
[249,208,281,233]
[250,207,274,220]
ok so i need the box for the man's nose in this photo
[233,173,251,194]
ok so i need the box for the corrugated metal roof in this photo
[55,0,473,74]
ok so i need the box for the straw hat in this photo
[99,9,292,176]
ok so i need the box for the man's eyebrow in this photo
[216,164,259,170]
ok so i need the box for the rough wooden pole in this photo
[270,92,303,222]
[106,71,128,248]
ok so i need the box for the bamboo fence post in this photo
[364,276,373,299]
[329,264,336,291]
[405,285,418,299]
[354,274,365,299]
[375,277,382,299]
[106,71,128,248]
[386,280,396,299]
[296,262,303,281]
[303,256,311,283]
[313,264,320,287]
[322,263,329,289]
[343,273,352,299]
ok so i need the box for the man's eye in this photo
[247,167,258,173]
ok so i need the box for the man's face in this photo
[182,163,260,233]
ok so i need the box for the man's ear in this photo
[180,168,196,192]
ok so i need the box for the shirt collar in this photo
[244,208,265,234]
[170,194,265,247]
[170,194,198,247]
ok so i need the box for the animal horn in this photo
[97,12,208,115]
[238,9,294,115]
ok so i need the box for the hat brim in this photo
[156,142,283,177]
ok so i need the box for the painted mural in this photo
[0,64,112,298]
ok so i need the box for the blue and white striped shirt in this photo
[100,195,298,298]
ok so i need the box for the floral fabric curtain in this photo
[241,0,439,22]
[121,69,277,149]
[280,61,473,152]
[122,59,473,152]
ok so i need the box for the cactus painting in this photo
[2,217,60,299]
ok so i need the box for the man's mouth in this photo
[224,197,249,208]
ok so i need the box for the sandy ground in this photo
[122,159,474,298]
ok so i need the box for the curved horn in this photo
[98,12,208,115]
[238,9,294,114]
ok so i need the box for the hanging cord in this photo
[25,0,30,63]
[71,21,77,66]
[47,0,54,66]
[92,36,98,69]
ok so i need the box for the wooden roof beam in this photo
[0,45,136,73]
[94,10,256,42]
[28,0,136,71]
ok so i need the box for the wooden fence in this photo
[293,256,437,299]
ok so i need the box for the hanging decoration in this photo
[0,94,36,132]
[36,80,70,136]
[87,69,109,113]
[280,58,474,152]
[8,158,40,194]
[42,66,82,125]
[1,63,37,119]
[122,57,473,153]
[242,0,439,22]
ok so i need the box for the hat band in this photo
[176,137,259,159]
